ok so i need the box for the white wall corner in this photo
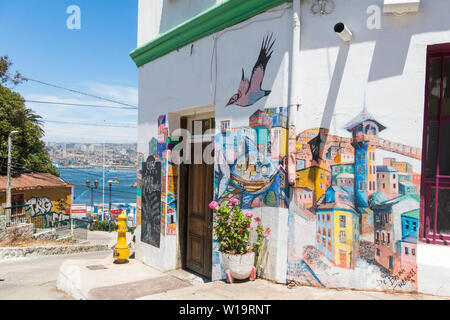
[137,0,163,47]
[417,243,450,297]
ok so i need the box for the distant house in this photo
[372,194,419,275]
[376,165,399,198]
[331,163,354,186]
[0,173,73,227]
[399,181,417,196]
[336,173,354,187]
[401,209,419,270]
[294,187,313,209]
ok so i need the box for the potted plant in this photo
[209,198,271,283]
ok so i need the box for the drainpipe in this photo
[287,0,301,186]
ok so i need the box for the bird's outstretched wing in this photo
[239,68,250,94]
[248,33,275,94]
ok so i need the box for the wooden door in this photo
[338,250,348,269]
[186,161,214,278]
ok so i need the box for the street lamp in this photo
[86,179,98,218]
[6,130,19,224]
[107,179,118,231]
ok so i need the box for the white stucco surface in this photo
[135,0,450,294]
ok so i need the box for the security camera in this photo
[334,22,353,42]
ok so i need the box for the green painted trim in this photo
[130,0,291,67]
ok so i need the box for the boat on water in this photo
[229,137,278,194]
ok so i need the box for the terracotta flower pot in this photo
[221,251,256,283]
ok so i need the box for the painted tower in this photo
[344,106,386,208]
[249,109,273,155]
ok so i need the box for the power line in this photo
[43,119,137,128]
[7,73,138,108]
[25,100,138,110]
[1,98,138,110]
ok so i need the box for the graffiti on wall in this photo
[43,212,71,228]
[287,105,422,292]
[25,196,70,228]
[226,34,275,107]
[141,155,162,247]
[25,196,53,216]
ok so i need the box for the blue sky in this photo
[0,0,139,143]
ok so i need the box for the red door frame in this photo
[420,43,450,244]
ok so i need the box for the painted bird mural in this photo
[226,34,275,107]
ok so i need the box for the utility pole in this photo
[6,130,18,224]
[102,142,105,221]
[108,179,113,232]
[86,179,98,222]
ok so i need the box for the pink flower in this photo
[266,235,272,240]
[216,216,221,221]
[229,197,238,206]
[246,224,251,229]
[254,217,262,224]
[245,212,253,218]
[238,228,242,233]
[264,227,271,237]
[209,201,219,210]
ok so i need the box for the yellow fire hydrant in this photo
[113,211,129,263]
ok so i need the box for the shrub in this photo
[210,198,271,255]
[93,220,116,232]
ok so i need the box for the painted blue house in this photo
[325,186,355,207]
[401,209,419,243]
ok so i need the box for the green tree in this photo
[0,56,59,177]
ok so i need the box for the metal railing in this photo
[2,204,31,226]
[1,206,89,241]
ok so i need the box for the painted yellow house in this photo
[296,166,331,202]
[316,203,360,269]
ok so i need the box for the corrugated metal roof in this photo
[0,173,72,193]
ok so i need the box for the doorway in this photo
[178,113,215,279]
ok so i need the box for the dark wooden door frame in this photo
[177,116,214,278]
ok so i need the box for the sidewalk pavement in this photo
[56,255,450,300]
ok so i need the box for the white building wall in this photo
[136,0,450,294]
[295,0,450,295]
[137,0,226,47]
[136,3,293,281]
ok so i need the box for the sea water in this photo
[59,168,137,205]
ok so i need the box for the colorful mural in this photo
[214,107,289,209]
[287,106,422,292]
[140,114,178,246]
[166,159,178,235]
[139,104,422,292]
[226,34,275,107]
[136,152,144,227]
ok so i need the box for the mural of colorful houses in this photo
[288,105,422,291]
